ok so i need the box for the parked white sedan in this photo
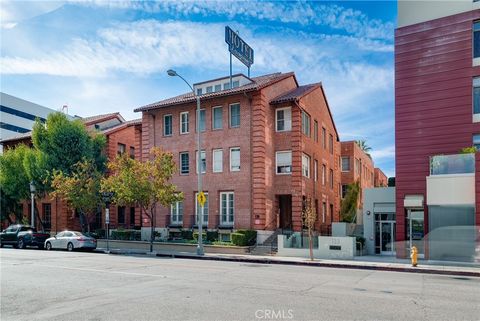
[45,231,97,251]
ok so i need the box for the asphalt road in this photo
[1,248,479,321]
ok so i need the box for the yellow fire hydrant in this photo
[410,246,418,267]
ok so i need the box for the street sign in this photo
[225,26,254,68]
[105,208,110,225]
[197,191,206,207]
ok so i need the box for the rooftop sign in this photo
[225,26,254,68]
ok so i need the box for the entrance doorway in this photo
[278,195,292,230]
[407,209,425,258]
[375,213,396,255]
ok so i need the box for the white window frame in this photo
[229,103,240,128]
[212,106,223,130]
[220,192,234,226]
[322,202,326,223]
[276,151,292,175]
[302,153,310,178]
[195,192,208,225]
[314,160,318,182]
[198,108,206,132]
[163,114,172,136]
[180,112,189,134]
[170,201,183,224]
[196,150,206,174]
[230,147,240,172]
[302,111,310,137]
[322,164,326,185]
[212,149,223,173]
[341,157,350,172]
[275,107,292,132]
[179,152,189,175]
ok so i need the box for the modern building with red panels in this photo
[395,1,480,261]
[135,72,341,241]
[1,113,142,233]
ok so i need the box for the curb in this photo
[95,249,480,278]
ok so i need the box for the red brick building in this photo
[135,72,341,241]
[1,113,142,233]
[340,141,375,222]
[374,168,388,187]
[395,1,480,260]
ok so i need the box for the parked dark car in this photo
[0,224,50,249]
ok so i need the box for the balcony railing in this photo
[430,153,475,175]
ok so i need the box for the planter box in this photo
[97,239,249,255]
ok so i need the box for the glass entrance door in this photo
[407,210,425,258]
[381,222,395,254]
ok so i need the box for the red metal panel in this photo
[395,9,480,258]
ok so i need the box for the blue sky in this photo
[0,0,396,177]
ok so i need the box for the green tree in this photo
[101,147,183,252]
[356,139,372,157]
[0,145,35,225]
[340,181,360,223]
[302,197,317,261]
[32,112,107,183]
[51,160,103,233]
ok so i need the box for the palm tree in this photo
[356,139,372,157]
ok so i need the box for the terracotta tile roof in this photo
[0,114,138,144]
[270,83,321,104]
[101,118,142,135]
[134,72,296,112]
[0,132,33,144]
[82,112,125,125]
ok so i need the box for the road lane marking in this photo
[32,264,168,278]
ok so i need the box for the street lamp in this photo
[29,182,36,228]
[167,69,204,256]
[101,191,114,252]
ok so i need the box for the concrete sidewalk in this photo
[94,246,480,277]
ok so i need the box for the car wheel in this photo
[18,238,25,249]
[67,242,74,252]
[46,242,52,251]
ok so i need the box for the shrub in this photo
[206,231,219,242]
[181,229,193,240]
[110,229,141,241]
[193,232,207,241]
[231,233,247,246]
[356,236,366,251]
[235,229,257,246]
[94,229,106,238]
[212,241,234,246]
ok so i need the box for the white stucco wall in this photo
[277,235,356,259]
[398,0,480,28]
[362,187,396,256]
[426,174,475,206]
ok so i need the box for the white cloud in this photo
[0,1,64,28]
[370,145,395,161]
[79,0,394,40]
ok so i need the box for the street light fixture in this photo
[29,182,36,228]
[167,69,204,256]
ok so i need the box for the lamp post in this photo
[101,191,114,252]
[29,182,36,228]
[167,69,204,256]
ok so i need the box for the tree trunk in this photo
[34,203,45,232]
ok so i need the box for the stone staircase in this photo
[249,230,281,256]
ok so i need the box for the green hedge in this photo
[231,230,257,246]
[181,229,193,240]
[193,232,207,241]
[111,230,141,241]
[206,231,219,242]
[237,229,257,246]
